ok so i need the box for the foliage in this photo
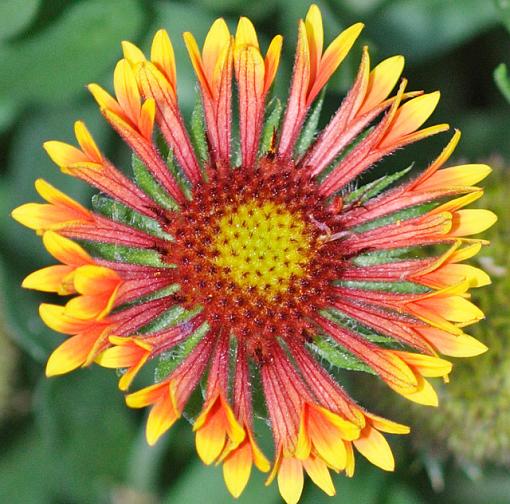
[0,0,509,503]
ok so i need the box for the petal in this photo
[35,178,91,215]
[88,83,124,116]
[380,91,440,149]
[73,265,120,295]
[39,303,91,334]
[74,121,103,164]
[353,425,394,471]
[235,16,259,49]
[121,40,146,64]
[417,326,488,357]
[22,265,75,293]
[43,141,89,168]
[419,164,492,191]
[263,34,283,93]
[202,18,231,83]
[365,414,410,435]
[151,29,176,86]
[43,231,91,266]
[304,4,324,78]
[46,330,102,376]
[394,351,452,378]
[358,55,405,116]
[125,381,168,408]
[450,209,497,237]
[114,59,141,125]
[303,456,336,496]
[139,98,156,140]
[307,22,364,105]
[146,394,180,445]
[223,441,253,498]
[400,375,438,406]
[277,457,304,504]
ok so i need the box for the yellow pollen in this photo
[212,200,312,297]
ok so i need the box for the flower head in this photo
[12,4,495,502]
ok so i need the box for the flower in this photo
[12,4,495,503]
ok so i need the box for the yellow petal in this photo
[366,414,410,435]
[308,22,364,104]
[264,34,283,93]
[43,141,89,168]
[22,265,75,293]
[139,98,156,140]
[46,332,98,376]
[43,231,91,265]
[87,83,123,116]
[74,121,103,164]
[121,40,146,64]
[151,29,176,86]
[113,59,141,125]
[235,16,259,49]
[353,426,394,471]
[400,375,438,407]
[303,456,336,496]
[223,442,252,498]
[450,209,497,237]
[358,55,405,116]
[394,351,452,378]
[146,394,179,445]
[202,18,231,83]
[419,164,492,191]
[381,91,440,148]
[277,457,304,504]
[304,3,324,77]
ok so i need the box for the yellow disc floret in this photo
[212,200,312,298]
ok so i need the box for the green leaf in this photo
[294,88,325,157]
[190,96,209,169]
[259,97,282,155]
[92,194,172,240]
[344,165,414,205]
[0,0,145,106]
[311,337,376,374]
[0,0,40,41]
[494,63,510,104]
[352,202,437,233]
[154,321,209,382]
[79,241,166,267]
[132,155,178,211]
[167,150,192,199]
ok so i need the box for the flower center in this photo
[212,200,312,298]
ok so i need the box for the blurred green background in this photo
[1,0,510,503]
